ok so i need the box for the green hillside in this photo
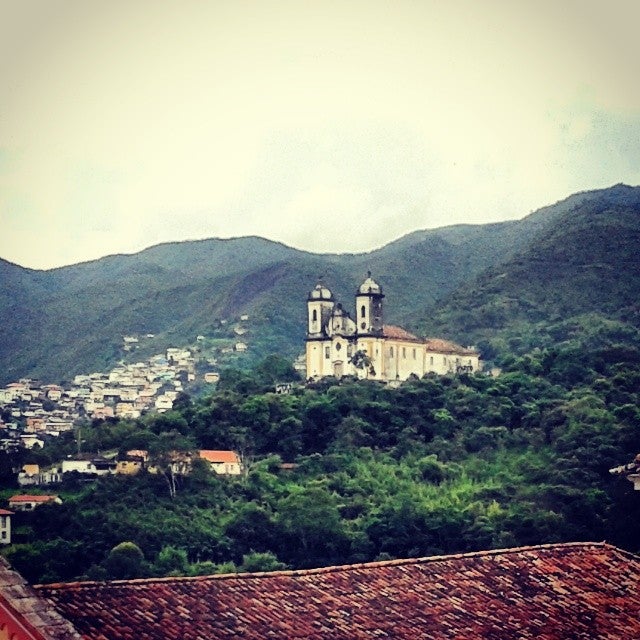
[1,184,639,384]
[419,184,640,362]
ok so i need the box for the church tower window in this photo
[312,309,317,321]
[361,305,366,318]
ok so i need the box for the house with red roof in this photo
[0,542,639,639]
[306,275,480,381]
[8,495,62,512]
[198,450,242,475]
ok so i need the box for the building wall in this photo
[305,279,481,383]
[0,515,10,545]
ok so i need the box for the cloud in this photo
[1,1,639,268]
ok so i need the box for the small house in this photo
[198,450,242,475]
[8,494,62,511]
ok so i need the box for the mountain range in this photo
[1,183,639,385]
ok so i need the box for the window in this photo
[1,531,5,540]
[390,347,394,357]
[413,348,417,359]
[336,342,342,351]
[312,309,317,321]
[430,356,434,365]
[325,346,330,359]
[361,305,366,318]
[402,347,406,358]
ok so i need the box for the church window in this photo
[390,347,394,357]
[413,348,417,359]
[312,309,317,321]
[402,347,406,358]
[361,305,366,318]
[430,356,434,365]
[336,342,342,351]
[325,347,330,359]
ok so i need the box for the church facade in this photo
[305,275,480,382]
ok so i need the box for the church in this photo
[305,274,480,382]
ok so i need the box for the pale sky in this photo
[1,0,639,270]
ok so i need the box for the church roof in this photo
[308,283,333,301]
[424,337,478,355]
[357,275,382,295]
[34,543,640,639]
[382,325,420,341]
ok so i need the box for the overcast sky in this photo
[1,0,639,270]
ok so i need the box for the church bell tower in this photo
[355,272,384,336]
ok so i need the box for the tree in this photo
[154,546,189,577]
[104,542,145,580]
[238,551,286,573]
[148,430,196,498]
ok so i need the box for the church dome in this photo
[308,283,334,301]
[358,274,382,295]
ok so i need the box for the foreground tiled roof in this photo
[0,557,82,640]
[34,543,640,640]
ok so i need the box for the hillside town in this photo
[0,312,261,458]
[0,344,217,455]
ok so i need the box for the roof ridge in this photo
[36,541,626,591]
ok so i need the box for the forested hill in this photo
[1,183,639,383]
[418,183,640,360]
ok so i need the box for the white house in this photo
[0,509,12,544]
[8,494,62,511]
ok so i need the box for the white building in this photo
[305,275,481,382]
[0,509,12,544]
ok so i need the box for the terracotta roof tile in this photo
[0,557,82,640]
[9,495,59,504]
[424,337,478,355]
[34,543,640,639]
[198,450,240,464]
[382,325,420,341]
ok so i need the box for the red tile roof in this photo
[198,450,240,464]
[0,557,82,640]
[8,495,59,504]
[35,543,640,640]
[382,325,420,341]
[382,326,478,355]
[424,337,478,355]
[0,509,13,515]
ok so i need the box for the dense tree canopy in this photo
[2,343,640,583]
